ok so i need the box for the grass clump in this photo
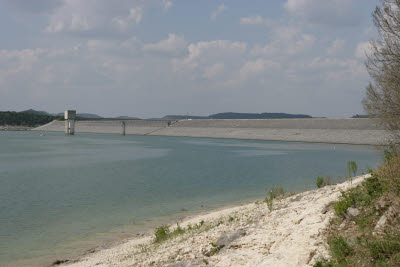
[328,236,353,263]
[316,176,334,188]
[264,186,285,211]
[347,161,358,178]
[316,176,324,188]
[206,242,224,256]
[153,223,188,243]
[154,225,170,243]
[154,219,209,244]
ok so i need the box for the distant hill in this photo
[115,116,141,120]
[352,114,370,118]
[209,112,312,119]
[21,109,52,116]
[77,113,103,119]
[56,112,103,119]
[162,112,312,120]
[162,115,209,120]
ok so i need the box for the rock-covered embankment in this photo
[63,175,369,267]
[34,118,388,145]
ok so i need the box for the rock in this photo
[346,207,360,217]
[51,259,70,266]
[346,236,357,247]
[375,196,390,212]
[339,221,346,230]
[374,214,387,232]
[321,206,329,214]
[166,259,206,267]
[216,230,246,248]
[290,195,302,202]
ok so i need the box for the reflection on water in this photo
[0,131,382,266]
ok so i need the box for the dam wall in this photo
[34,119,173,135]
[34,118,389,145]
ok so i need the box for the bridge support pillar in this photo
[122,121,126,136]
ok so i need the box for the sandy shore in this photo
[62,175,368,267]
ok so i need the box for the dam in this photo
[34,118,389,145]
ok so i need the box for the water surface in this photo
[0,131,382,266]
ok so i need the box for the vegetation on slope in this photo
[315,150,400,266]
[0,111,61,127]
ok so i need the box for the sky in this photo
[0,0,380,118]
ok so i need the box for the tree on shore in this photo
[363,0,400,143]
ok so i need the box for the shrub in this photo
[333,196,352,217]
[347,161,358,178]
[328,236,353,263]
[264,186,285,211]
[313,260,334,267]
[316,176,324,188]
[363,176,384,198]
[154,225,170,243]
[367,238,400,262]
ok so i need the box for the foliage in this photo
[347,161,358,178]
[153,220,207,244]
[328,236,353,263]
[264,186,285,211]
[154,225,170,243]
[323,151,400,266]
[316,176,325,188]
[362,0,400,144]
[0,111,59,127]
[313,260,333,267]
[207,242,224,256]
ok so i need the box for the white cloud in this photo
[112,7,143,31]
[173,40,247,72]
[240,15,274,26]
[45,0,96,33]
[240,15,263,25]
[44,0,170,34]
[284,0,362,27]
[142,34,187,55]
[162,0,173,11]
[355,41,373,59]
[0,49,44,86]
[210,4,227,21]
[172,40,247,75]
[326,39,345,56]
[203,62,225,79]
[225,59,280,86]
[251,26,315,57]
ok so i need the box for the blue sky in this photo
[0,0,380,118]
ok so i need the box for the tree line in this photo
[0,111,61,127]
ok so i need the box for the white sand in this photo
[64,175,368,267]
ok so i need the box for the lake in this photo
[0,131,382,266]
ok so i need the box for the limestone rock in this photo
[166,259,206,267]
[346,207,360,217]
[216,229,246,248]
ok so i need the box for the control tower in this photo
[64,110,76,135]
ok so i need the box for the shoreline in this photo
[0,125,33,131]
[62,175,370,267]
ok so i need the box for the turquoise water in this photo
[0,131,382,266]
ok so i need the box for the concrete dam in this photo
[34,118,388,145]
